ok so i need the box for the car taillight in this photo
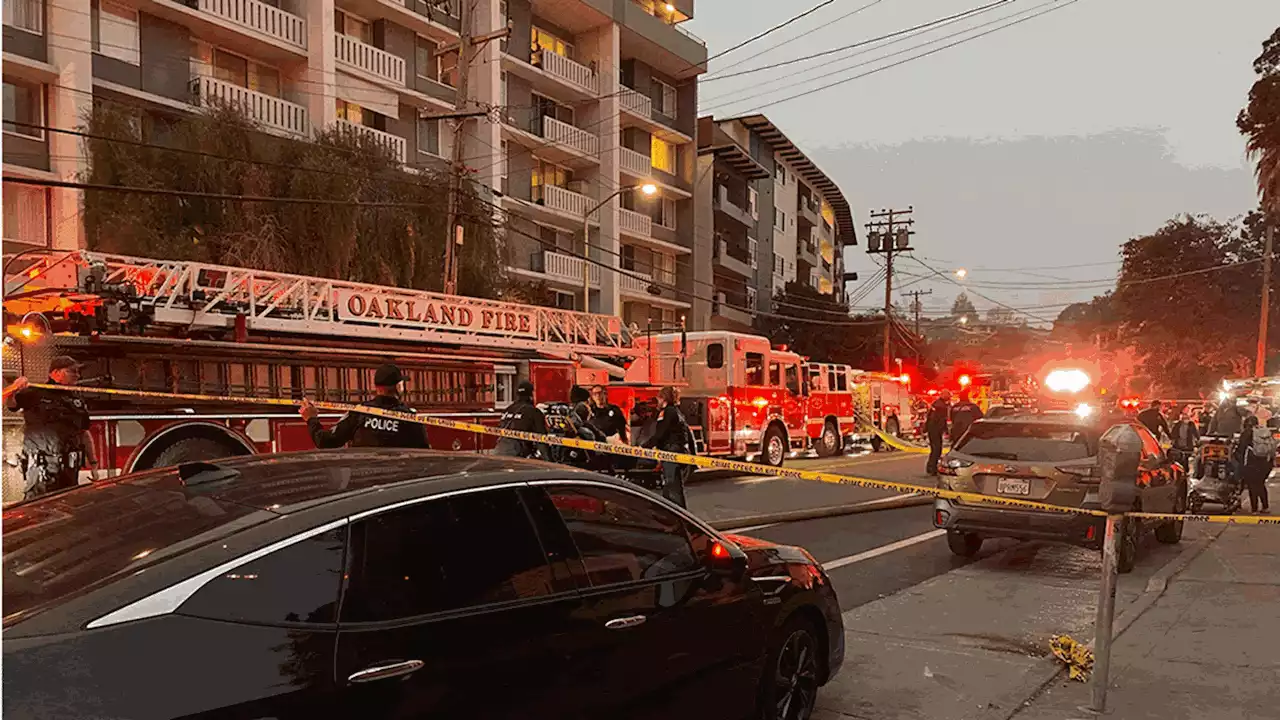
[711,541,729,559]
[939,457,973,476]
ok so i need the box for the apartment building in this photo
[1,0,706,332]
[695,114,856,331]
[496,0,705,330]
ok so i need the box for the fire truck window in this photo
[706,343,724,369]
[303,366,320,398]
[786,365,801,395]
[745,352,765,385]
[229,363,248,396]
[323,367,341,402]
[828,370,837,391]
[768,361,781,387]
[836,372,848,392]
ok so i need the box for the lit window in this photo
[531,27,573,59]
[93,1,140,66]
[650,137,676,174]
[2,182,47,246]
[335,99,365,126]
[2,79,42,138]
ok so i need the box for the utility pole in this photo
[1259,222,1274,377]
[865,207,914,372]
[904,288,933,335]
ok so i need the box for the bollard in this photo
[1090,514,1121,712]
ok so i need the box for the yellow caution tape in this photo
[866,427,931,454]
[22,383,1276,528]
[1127,511,1280,526]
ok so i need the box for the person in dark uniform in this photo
[948,390,984,449]
[569,386,592,426]
[925,390,951,476]
[299,364,430,449]
[588,384,628,443]
[641,386,695,508]
[3,356,99,500]
[494,381,548,458]
[1137,400,1171,441]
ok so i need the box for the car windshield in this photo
[2,474,270,627]
[954,422,1099,462]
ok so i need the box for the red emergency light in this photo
[958,374,972,388]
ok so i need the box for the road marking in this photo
[822,529,947,572]
[725,493,927,533]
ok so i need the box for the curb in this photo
[709,493,933,531]
[988,527,1224,720]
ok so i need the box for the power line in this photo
[704,0,846,65]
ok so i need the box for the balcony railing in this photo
[335,119,407,163]
[620,85,652,116]
[537,184,592,218]
[620,208,652,238]
[195,76,309,137]
[712,293,753,326]
[335,32,406,87]
[535,50,597,94]
[620,146,651,176]
[714,238,753,278]
[544,250,600,287]
[199,0,306,51]
[620,270,653,295]
[542,116,598,156]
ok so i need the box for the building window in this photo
[500,71,508,109]
[415,36,436,82]
[418,118,440,157]
[93,1,140,66]
[4,0,43,34]
[748,187,758,219]
[554,291,578,311]
[651,137,676,174]
[774,163,786,185]
[620,244,636,271]
[334,9,372,44]
[652,79,677,117]
[438,49,459,87]
[499,139,509,193]
[2,182,47,247]
[532,159,572,199]
[531,26,573,60]
[658,198,676,229]
[2,79,43,138]
[746,286,758,310]
[499,1,509,51]
[335,99,365,126]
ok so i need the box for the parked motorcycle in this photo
[1188,435,1241,513]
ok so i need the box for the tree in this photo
[81,103,503,297]
[754,281,881,367]
[986,306,1020,325]
[950,293,978,319]
[1239,27,1280,213]
[1053,294,1116,344]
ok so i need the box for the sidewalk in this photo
[1010,521,1280,720]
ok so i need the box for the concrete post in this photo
[1090,514,1122,713]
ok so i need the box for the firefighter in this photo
[299,364,430,449]
[494,380,548,458]
[925,390,951,476]
[3,356,100,500]
[949,389,984,448]
[641,385,695,508]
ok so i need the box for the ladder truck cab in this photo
[849,370,916,450]
[633,331,808,467]
[2,251,675,503]
[803,362,859,457]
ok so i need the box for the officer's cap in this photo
[49,355,82,372]
[517,380,535,397]
[373,364,404,387]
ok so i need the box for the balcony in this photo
[335,32,406,88]
[542,116,598,157]
[620,85,652,117]
[619,208,652,239]
[535,50,597,95]
[714,185,754,228]
[542,250,600,288]
[536,183,593,218]
[194,76,308,137]
[620,270,654,296]
[620,146,651,177]
[335,119,407,163]
[713,238,753,279]
[198,0,307,51]
[712,294,753,327]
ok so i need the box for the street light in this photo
[955,268,968,279]
[582,183,658,310]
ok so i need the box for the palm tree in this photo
[1238,28,1280,213]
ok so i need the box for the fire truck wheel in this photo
[151,437,246,469]
[818,420,841,457]
[763,425,788,467]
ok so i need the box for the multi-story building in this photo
[2,0,706,331]
[695,113,856,331]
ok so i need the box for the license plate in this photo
[996,477,1031,496]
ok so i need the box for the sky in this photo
[686,0,1271,323]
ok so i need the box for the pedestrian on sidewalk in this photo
[1239,414,1275,514]
[925,390,951,476]
[642,385,695,508]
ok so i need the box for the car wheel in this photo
[946,530,983,557]
[763,425,788,467]
[1116,516,1140,574]
[758,615,821,720]
[1155,483,1186,544]
[818,421,840,458]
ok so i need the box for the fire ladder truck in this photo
[2,250,676,501]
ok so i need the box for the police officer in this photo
[588,384,628,443]
[949,389,984,449]
[925,390,951,476]
[3,356,99,500]
[299,363,430,449]
[641,385,695,508]
[494,380,548,458]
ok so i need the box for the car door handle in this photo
[605,615,647,630]
[347,660,425,684]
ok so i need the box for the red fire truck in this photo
[849,370,916,449]
[2,250,672,501]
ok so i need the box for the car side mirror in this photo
[707,539,748,579]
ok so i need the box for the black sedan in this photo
[3,450,843,720]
